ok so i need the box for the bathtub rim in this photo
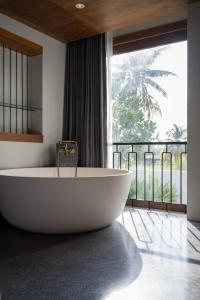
[0,167,132,179]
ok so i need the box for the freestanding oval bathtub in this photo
[0,168,132,234]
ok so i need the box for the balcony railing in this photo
[113,142,187,211]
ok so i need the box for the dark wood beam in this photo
[113,20,187,55]
[0,28,43,56]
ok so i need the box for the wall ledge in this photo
[0,133,43,143]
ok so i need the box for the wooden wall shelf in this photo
[0,28,43,56]
[0,133,43,143]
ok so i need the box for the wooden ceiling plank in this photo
[0,0,198,43]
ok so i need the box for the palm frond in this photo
[145,69,177,78]
[144,78,168,97]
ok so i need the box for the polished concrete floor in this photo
[0,207,200,300]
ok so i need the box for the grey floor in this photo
[0,208,200,300]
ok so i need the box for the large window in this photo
[112,41,187,143]
[112,40,187,205]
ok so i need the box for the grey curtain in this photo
[63,34,107,167]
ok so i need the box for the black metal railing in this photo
[0,44,41,134]
[113,142,187,205]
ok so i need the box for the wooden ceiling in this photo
[0,0,198,43]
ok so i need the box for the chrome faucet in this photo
[56,141,78,177]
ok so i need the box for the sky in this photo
[112,41,187,141]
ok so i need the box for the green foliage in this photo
[112,48,177,120]
[112,47,177,143]
[113,94,157,142]
[167,124,187,141]
[128,177,179,203]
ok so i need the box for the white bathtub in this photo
[0,167,132,234]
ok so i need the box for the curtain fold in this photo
[63,34,107,167]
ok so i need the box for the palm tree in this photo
[166,124,187,166]
[112,47,177,118]
[167,124,187,141]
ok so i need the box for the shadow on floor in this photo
[0,219,142,300]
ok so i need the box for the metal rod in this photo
[135,152,138,200]
[169,152,172,203]
[0,101,41,111]
[21,53,24,133]
[113,142,187,146]
[180,151,186,205]
[128,151,138,201]
[16,50,18,133]
[3,45,5,132]
[144,150,154,202]
[144,152,147,201]
[152,152,154,202]
[27,55,29,133]
[113,145,121,169]
[9,47,12,132]
[113,152,121,169]
[180,153,183,204]
[161,151,172,203]
[161,152,164,202]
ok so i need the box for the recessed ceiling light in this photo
[75,3,85,9]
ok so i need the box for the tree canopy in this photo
[112,47,177,142]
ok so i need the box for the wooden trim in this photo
[113,20,187,55]
[126,199,187,213]
[114,20,187,46]
[0,28,43,56]
[0,133,43,143]
[114,31,187,55]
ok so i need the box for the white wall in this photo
[187,2,200,221]
[0,13,66,168]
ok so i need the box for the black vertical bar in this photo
[144,148,154,202]
[180,152,183,204]
[16,50,18,133]
[180,150,187,205]
[27,55,28,133]
[116,145,122,169]
[9,47,12,132]
[128,151,132,206]
[152,153,155,201]
[135,152,138,200]
[152,152,155,202]
[144,152,146,201]
[169,152,173,203]
[113,145,121,169]
[162,150,173,203]
[3,44,5,132]
[148,144,155,202]
[128,150,137,204]
[21,53,24,133]
[161,152,164,202]
[128,147,132,170]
